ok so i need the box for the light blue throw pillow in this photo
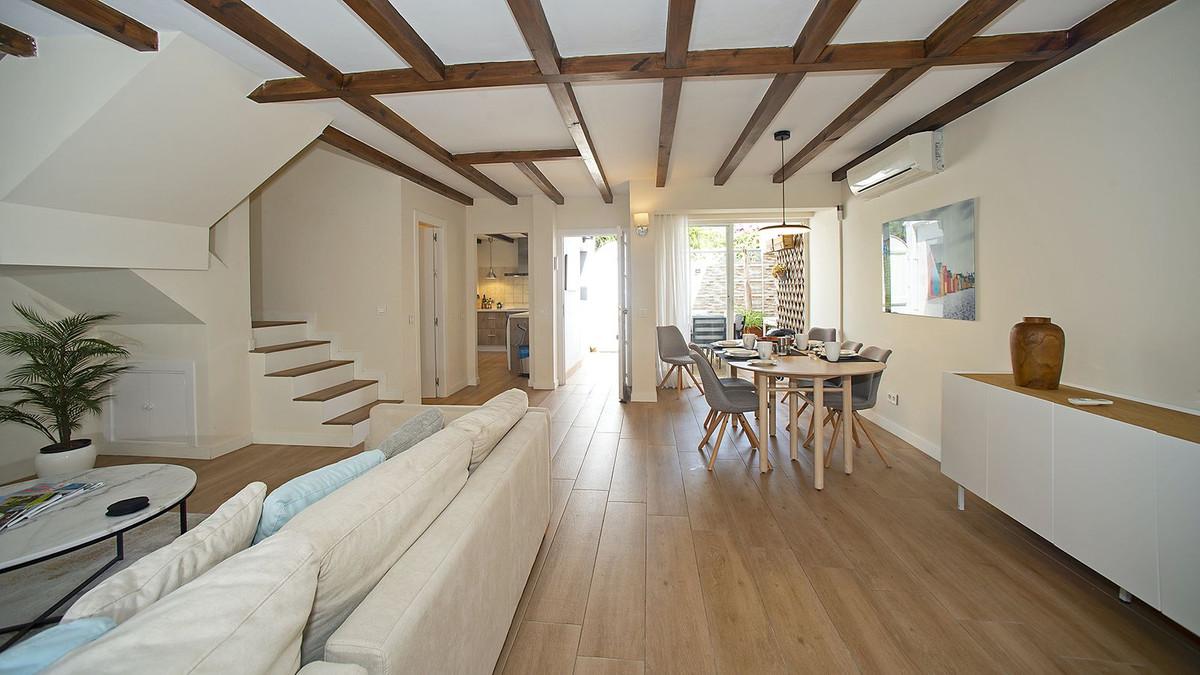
[378,409,443,459]
[253,450,384,544]
[0,617,115,675]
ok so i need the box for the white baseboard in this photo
[859,410,941,461]
[97,434,253,460]
[251,430,357,448]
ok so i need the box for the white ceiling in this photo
[1,0,1114,200]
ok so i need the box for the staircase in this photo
[249,320,398,447]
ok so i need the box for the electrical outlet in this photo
[887,392,899,405]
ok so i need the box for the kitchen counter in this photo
[477,308,528,313]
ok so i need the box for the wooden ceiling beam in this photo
[319,126,473,206]
[182,0,341,88]
[0,23,37,57]
[832,0,1176,181]
[249,31,1067,102]
[30,0,156,51]
[184,0,518,204]
[341,0,444,81]
[657,0,696,188]
[455,149,581,164]
[342,95,518,204]
[514,162,565,205]
[506,0,612,203]
[775,0,1017,182]
[656,77,684,188]
[712,0,859,185]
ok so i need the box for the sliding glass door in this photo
[686,223,778,342]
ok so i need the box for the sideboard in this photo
[941,372,1199,635]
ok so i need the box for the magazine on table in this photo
[0,480,104,532]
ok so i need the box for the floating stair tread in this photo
[251,340,329,354]
[295,379,377,402]
[252,320,307,328]
[324,399,405,426]
[266,360,353,378]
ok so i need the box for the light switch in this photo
[376,305,386,314]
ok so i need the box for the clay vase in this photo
[1010,317,1065,389]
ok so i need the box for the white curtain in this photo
[655,213,691,386]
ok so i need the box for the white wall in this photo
[807,208,842,332]
[840,1,1200,458]
[253,142,468,403]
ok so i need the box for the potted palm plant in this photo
[0,304,131,478]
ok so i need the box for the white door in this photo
[617,226,632,402]
[418,225,443,398]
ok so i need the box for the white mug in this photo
[824,341,840,362]
[797,332,808,352]
[742,334,757,349]
[756,343,772,360]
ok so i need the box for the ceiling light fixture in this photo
[486,236,498,279]
[758,130,811,236]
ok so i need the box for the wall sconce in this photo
[633,212,650,237]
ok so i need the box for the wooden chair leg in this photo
[702,408,715,429]
[685,366,705,393]
[737,413,760,451]
[850,414,861,447]
[658,365,676,389]
[825,412,843,468]
[854,412,891,468]
[786,400,809,432]
[677,367,684,391]
[697,411,721,451]
[707,414,730,471]
[805,409,833,448]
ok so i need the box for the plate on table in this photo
[840,350,858,356]
[723,348,757,358]
[714,340,742,348]
[748,359,777,367]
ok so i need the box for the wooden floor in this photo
[101,351,1197,673]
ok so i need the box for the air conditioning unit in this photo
[847,130,944,198]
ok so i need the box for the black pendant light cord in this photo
[780,136,786,226]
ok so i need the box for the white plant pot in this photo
[35,440,98,479]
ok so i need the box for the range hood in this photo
[505,238,529,277]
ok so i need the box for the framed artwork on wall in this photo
[881,198,977,321]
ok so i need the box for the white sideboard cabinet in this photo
[941,372,1200,636]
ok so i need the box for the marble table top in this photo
[0,464,197,571]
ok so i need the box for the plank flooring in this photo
[84,351,1199,673]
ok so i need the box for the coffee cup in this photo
[756,343,772,360]
[742,334,757,349]
[824,341,840,362]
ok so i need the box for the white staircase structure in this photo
[250,320,395,447]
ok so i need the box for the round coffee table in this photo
[0,464,196,648]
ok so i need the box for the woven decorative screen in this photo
[770,242,806,331]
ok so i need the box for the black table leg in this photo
[0,533,124,651]
[179,498,188,534]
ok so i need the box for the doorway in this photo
[418,221,447,398]
[559,233,619,388]
[474,233,529,389]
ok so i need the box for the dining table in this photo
[720,348,886,489]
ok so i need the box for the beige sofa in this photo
[51,400,551,675]
[314,403,551,673]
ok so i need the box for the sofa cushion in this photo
[449,389,528,471]
[377,409,443,459]
[50,532,320,675]
[281,426,473,664]
[254,450,384,544]
[64,482,267,625]
[0,617,114,674]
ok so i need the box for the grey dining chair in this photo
[690,353,761,469]
[658,325,704,392]
[808,326,837,342]
[842,340,863,353]
[803,346,893,467]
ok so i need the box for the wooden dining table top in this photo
[722,353,885,379]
